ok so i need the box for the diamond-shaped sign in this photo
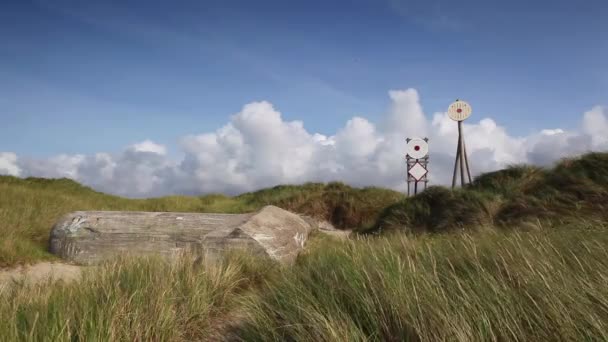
[408,162,427,181]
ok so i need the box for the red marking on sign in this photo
[457,108,462,113]
[414,145,420,151]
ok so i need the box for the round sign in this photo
[406,138,428,159]
[447,100,472,121]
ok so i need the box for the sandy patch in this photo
[0,262,83,288]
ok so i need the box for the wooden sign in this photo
[448,100,472,121]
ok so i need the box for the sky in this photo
[1,0,607,197]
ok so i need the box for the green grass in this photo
[3,226,608,341]
[238,225,608,341]
[0,251,275,341]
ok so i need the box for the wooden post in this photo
[452,131,461,189]
[424,155,429,190]
[458,122,466,187]
[463,139,472,183]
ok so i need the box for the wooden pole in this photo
[458,121,466,187]
[424,156,429,190]
[414,180,418,195]
[463,139,472,183]
[452,134,461,189]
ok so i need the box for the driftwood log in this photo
[49,205,312,265]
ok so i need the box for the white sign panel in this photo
[447,100,472,121]
[406,138,428,159]
[408,162,427,181]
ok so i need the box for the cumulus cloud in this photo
[582,106,608,149]
[1,90,606,197]
[0,152,21,176]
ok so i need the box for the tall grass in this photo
[3,224,608,340]
[0,251,274,341]
[238,226,608,341]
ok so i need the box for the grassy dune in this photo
[372,152,608,234]
[0,179,401,267]
[1,152,608,340]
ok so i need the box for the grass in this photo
[3,225,608,341]
[238,225,608,341]
[0,251,275,341]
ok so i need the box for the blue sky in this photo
[2,0,606,158]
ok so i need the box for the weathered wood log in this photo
[49,205,312,265]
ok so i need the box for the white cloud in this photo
[2,91,606,197]
[131,140,167,155]
[385,89,428,137]
[540,129,565,136]
[12,143,173,197]
[582,106,608,149]
[0,152,20,176]
[18,154,86,179]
